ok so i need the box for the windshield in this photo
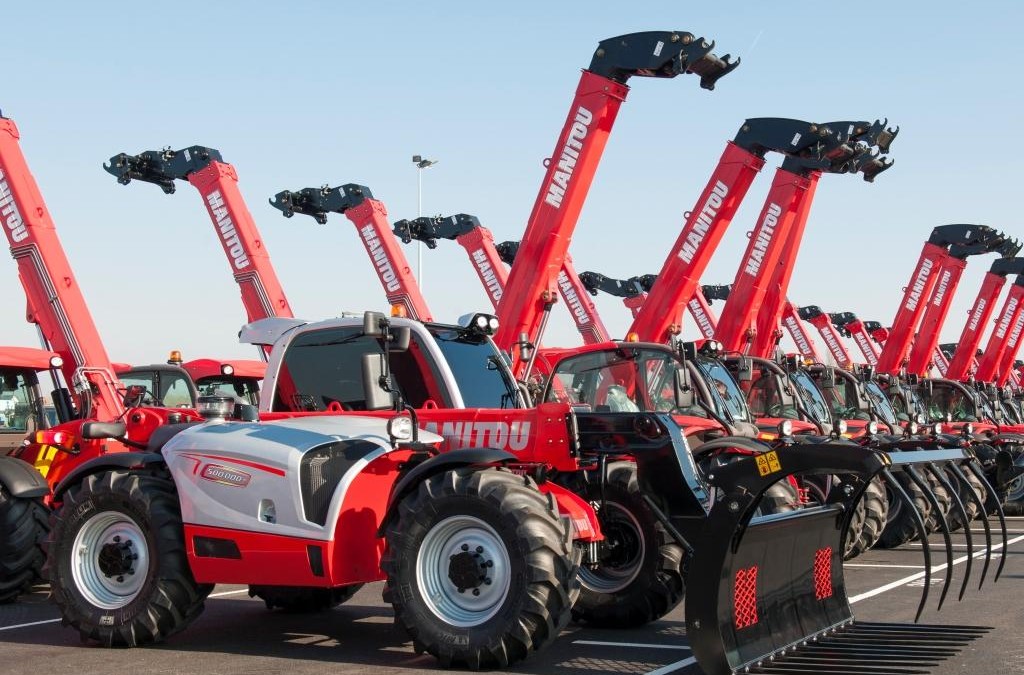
[863,380,899,426]
[789,370,832,426]
[430,329,520,409]
[924,383,980,423]
[543,347,683,413]
[196,377,261,406]
[694,355,750,422]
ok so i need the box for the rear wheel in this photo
[249,584,363,611]
[876,472,931,549]
[47,470,211,645]
[0,485,48,603]
[570,462,685,628]
[924,472,951,534]
[844,477,888,560]
[382,467,576,669]
[947,467,983,531]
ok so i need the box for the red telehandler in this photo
[798,306,857,368]
[829,311,881,366]
[0,112,209,602]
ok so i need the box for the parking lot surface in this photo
[1,517,1021,675]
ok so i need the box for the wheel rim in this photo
[70,510,149,610]
[578,501,645,594]
[416,515,511,628]
[1006,454,1024,503]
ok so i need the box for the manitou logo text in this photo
[422,421,531,452]
[206,191,251,270]
[687,298,715,338]
[744,203,783,277]
[472,249,502,302]
[904,259,934,312]
[995,297,1019,339]
[821,328,846,364]
[931,270,952,307]
[557,271,591,324]
[967,299,987,332]
[1007,312,1024,348]
[853,332,878,365]
[783,315,813,356]
[361,224,401,292]
[0,169,28,243]
[677,181,729,264]
[544,107,594,208]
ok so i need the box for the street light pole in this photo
[412,155,438,289]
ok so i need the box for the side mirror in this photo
[820,367,836,389]
[673,367,695,409]
[123,384,148,408]
[392,326,411,352]
[362,353,394,411]
[737,357,754,382]
[363,311,386,337]
[80,421,127,440]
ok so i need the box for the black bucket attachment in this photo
[682,445,1004,675]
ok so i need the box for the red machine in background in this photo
[105,145,294,327]
[798,306,856,368]
[829,311,881,366]
[947,257,1024,381]
[271,183,435,322]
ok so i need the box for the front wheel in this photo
[46,470,211,646]
[569,461,685,628]
[382,467,576,669]
[0,485,48,603]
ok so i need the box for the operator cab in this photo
[0,347,67,455]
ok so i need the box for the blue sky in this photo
[1,2,1022,365]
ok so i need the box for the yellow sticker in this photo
[756,451,782,477]
[33,445,58,479]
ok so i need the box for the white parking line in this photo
[573,640,689,651]
[845,563,925,569]
[0,588,249,633]
[850,533,1024,604]
[645,657,698,674]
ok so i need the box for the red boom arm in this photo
[946,257,1024,380]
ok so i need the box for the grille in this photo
[299,440,377,525]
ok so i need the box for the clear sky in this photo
[1,2,1022,365]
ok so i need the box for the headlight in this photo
[197,395,234,421]
[908,421,920,435]
[475,315,489,330]
[488,316,500,332]
[778,420,794,437]
[915,412,926,425]
[867,421,879,435]
[964,423,974,435]
[933,422,943,436]
[221,364,235,376]
[49,355,64,369]
[836,419,848,435]
[387,415,414,443]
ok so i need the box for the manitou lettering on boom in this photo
[557,271,590,324]
[471,249,502,302]
[544,107,594,208]
[206,190,251,270]
[0,169,28,243]
[360,224,401,293]
[854,333,878,365]
[995,297,1019,339]
[784,315,812,356]
[968,300,987,332]
[904,259,934,311]
[677,181,729,263]
[744,203,782,277]
[688,298,715,338]
[931,270,951,306]
[1007,311,1024,349]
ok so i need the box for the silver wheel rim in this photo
[71,510,150,610]
[1006,455,1024,503]
[416,515,511,627]
[578,501,644,594]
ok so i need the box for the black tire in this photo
[0,485,48,603]
[947,467,983,531]
[249,584,363,611]
[382,467,576,669]
[924,472,952,534]
[569,461,685,628]
[876,472,931,549]
[844,476,888,560]
[46,470,212,646]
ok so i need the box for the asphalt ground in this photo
[1,517,1021,675]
